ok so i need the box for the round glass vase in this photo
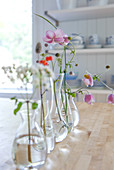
[52,73,68,143]
[12,109,47,170]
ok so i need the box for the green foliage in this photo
[14,102,23,115]
[32,102,38,110]
[72,93,76,98]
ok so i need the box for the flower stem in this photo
[27,101,32,163]
[53,80,62,121]
[34,14,57,29]
[64,46,68,123]
[99,79,114,93]
[40,74,46,136]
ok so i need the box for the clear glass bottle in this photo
[52,73,68,143]
[36,77,55,153]
[61,93,74,132]
[69,96,79,127]
[12,109,47,170]
[36,100,55,154]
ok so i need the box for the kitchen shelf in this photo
[45,4,114,26]
[47,48,114,55]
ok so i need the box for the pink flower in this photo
[43,29,69,45]
[107,94,114,104]
[82,74,93,87]
[84,94,95,104]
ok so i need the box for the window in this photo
[0,0,32,97]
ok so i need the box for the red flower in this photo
[40,60,48,66]
[46,56,53,61]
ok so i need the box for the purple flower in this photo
[43,29,69,45]
[84,94,95,104]
[82,74,93,87]
[107,94,114,104]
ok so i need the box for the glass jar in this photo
[12,109,47,170]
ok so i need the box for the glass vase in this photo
[36,77,55,154]
[68,96,79,128]
[12,109,47,170]
[52,73,68,143]
[61,93,74,132]
[36,100,55,154]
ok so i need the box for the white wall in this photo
[34,0,114,103]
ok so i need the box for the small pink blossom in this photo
[82,74,93,87]
[107,94,114,104]
[84,94,95,104]
[43,29,69,45]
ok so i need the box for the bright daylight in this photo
[0,0,32,90]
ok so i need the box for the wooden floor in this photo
[0,98,114,170]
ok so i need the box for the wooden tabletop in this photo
[0,98,114,170]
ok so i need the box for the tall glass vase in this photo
[52,73,68,143]
[36,77,55,154]
[12,109,47,170]
[68,96,79,128]
[36,100,55,154]
[61,93,74,131]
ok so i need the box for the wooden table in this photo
[0,98,114,170]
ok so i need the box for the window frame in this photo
[0,0,37,98]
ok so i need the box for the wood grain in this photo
[0,98,114,170]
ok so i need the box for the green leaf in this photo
[93,77,96,80]
[11,96,16,100]
[67,88,70,92]
[32,102,38,110]
[14,102,23,115]
[72,93,76,98]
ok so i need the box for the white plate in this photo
[86,44,102,49]
[103,44,114,48]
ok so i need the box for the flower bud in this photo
[35,42,42,53]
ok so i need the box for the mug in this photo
[70,33,85,45]
[106,35,114,45]
[88,34,99,45]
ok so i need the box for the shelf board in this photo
[45,4,114,24]
[47,48,114,55]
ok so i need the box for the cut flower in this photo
[107,94,114,104]
[84,94,95,104]
[43,29,69,45]
[82,74,93,87]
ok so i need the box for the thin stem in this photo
[40,74,46,136]
[99,79,114,93]
[51,60,54,71]
[64,46,68,123]
[53,80,62,121]
[34,14,57,29]
[27,101,32,163]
